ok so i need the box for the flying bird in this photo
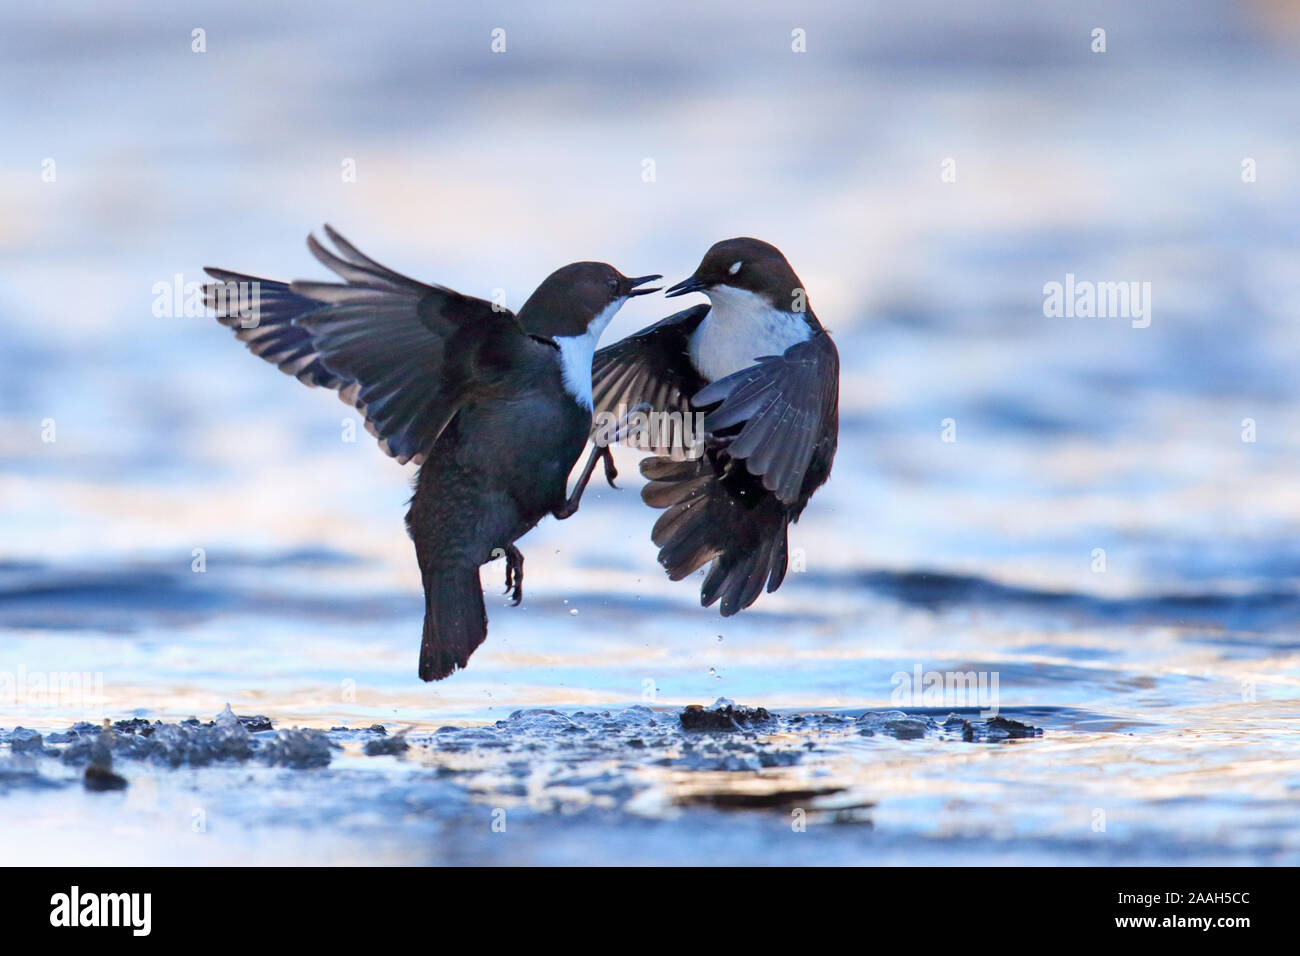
[591,238,839,615]
[205,226,659,678]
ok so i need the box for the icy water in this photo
[2,0,1300,865]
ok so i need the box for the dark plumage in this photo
[592,238,839,615]
[206,226,659,678]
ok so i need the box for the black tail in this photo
[641,455,790,616]
[418,568,487,680]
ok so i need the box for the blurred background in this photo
[1,0,1298,864]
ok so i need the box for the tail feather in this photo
[699,511,789,615]
[419,568,487,681]
[641,473,711,509]
[654,504,723,582]
[640,454,790,615]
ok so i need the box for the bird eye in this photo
[606,277,619,291]
[728,260,743,276]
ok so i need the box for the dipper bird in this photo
[590,238,839,615]
[204,226,660,679]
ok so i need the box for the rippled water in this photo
[2,0,1299,864]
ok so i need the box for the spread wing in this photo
[205,225,528,465]
[590,304,710,420]
[692,331,840,505]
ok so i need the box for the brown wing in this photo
[591,304,710,421]
[692,331,839,505]
[205,225,527,464]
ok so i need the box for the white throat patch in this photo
[690,285,811,382]
[554,297,624,410]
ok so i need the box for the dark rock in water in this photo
[7,727,45,754]
[884,717,928,740]
[147,709,254,766]
[84,731,128,791]
[9,707,338,773]
[984,715,1042,740]
[112,717,157,736]
[195,706,272,733]
[680,699,772,731]
[940,713,1043,742]
[364,734,408,756]
[84,762,128,791]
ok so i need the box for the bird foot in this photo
[502,544,524,606]
[601,445,619,488]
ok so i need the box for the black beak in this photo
[624,274,662,297]
[664,274,707,298]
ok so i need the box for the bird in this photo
[590,237,839,615]
[204,226,660,679]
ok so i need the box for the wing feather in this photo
[205,226,524,465]
[693,332,839,505]
[590,304,710,423]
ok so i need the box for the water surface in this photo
[1,0,1298,865]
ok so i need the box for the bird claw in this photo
[601,446,619,489]
[502,545,524,606]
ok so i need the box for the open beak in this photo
[664,274,706,298]
[624,274,663,297]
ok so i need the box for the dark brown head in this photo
[519,262,660,341]
[664,238,807,313]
